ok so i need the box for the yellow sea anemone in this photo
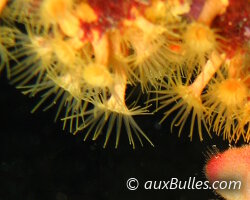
[204,73,248,142]
[67,94,153,148]
[181,22,224,73]
[122,16,180,91]
[151,69,210,141]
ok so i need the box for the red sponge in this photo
[205,145,250,200]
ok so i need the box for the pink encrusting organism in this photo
[0,0,249,147]
[205,145,250,200]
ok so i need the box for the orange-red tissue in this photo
[205,145,250,200]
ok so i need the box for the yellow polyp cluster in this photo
[0,0,249,147]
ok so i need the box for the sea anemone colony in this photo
[0,0,249,148]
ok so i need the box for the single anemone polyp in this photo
[183,22,216,53]
[181,22,223,70]
[216,79,248,106]
[204,76,249,142]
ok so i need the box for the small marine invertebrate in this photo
[154,76,208,141]
[72,97,153,149]
[204,75,248,142]
[121,18,179,91]
[153,51,224,141]
[204,46,250,142]
[181,22,224,72]
[10,23,53,87]
[175,0,228,73]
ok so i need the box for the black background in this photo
[0,74,241,200]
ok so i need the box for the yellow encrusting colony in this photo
[0,0,249,147]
